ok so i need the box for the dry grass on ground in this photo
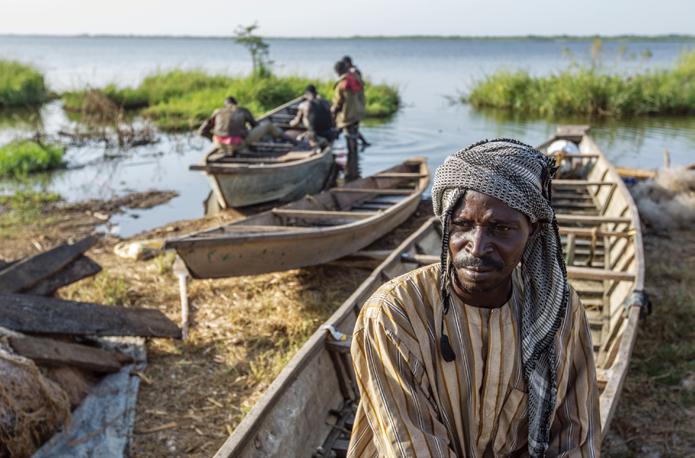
[56,199,432,457]
[603,229,695,457]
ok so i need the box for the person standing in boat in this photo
[289,84,335,146]
[331,60,365,181]
[348,139,601,457]
[198,96,295,152]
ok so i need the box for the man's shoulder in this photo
[360,263,440,318]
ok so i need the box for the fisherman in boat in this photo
[198,96,295,152]
[348,139,600,457]
[331,60,366,181]
[289,84,335,146]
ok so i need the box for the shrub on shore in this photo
[0,61,48,108]
[62,70,401,131]
[0,140,65,178]
[465,50,695,117]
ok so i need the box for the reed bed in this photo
[0,140,64,178]
[62,70,400,132]
[465,50,695,117]
[0,60,48,108]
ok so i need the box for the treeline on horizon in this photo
[2,33,695,42]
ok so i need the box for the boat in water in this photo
[191,97,336,208]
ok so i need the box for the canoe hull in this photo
[174,188,421,278]
[206,148,335,208]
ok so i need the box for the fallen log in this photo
[0,236,98,293]
[0,293,181,338]
[22,255,102,296]
[8,334,133,373]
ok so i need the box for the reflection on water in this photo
[0,36,694,236]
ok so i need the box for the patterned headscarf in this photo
[431,138,568,457]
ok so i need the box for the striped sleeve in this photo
[548,292,602,457]
[350,313,456,458]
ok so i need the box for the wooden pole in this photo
[173,256,190,340]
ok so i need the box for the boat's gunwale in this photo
[213,217,440,458]
[194,144,333,174]
[165,157,429,249]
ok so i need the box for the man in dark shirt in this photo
[199,97,294,151]
[289,85,334,146]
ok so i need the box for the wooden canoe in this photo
[165,158,430,278]
[214,125,645,457]
[190,97,336,208]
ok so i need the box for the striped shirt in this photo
[347,264,600,457]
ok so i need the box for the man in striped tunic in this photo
[348,139,601,457]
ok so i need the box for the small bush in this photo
[0,61,48,108]
[0,140,65,178]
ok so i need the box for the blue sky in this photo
[2,0,694,37]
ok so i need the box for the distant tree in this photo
[234,23,272,78]
[590,38,603,68]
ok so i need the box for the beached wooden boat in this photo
[165,158,429,278]
[214,126,646,457]
[191,97,336,208]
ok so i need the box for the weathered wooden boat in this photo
[191,97,336,208]
[165,158,430,278]
[213,126,646,457]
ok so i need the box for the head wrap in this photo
[431,138,568,457]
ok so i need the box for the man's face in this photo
[448,190,534,294]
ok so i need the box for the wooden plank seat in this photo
[272,209,378,220]
[330,188,415,195]
[556,215,632,225]
[553,179,616,186]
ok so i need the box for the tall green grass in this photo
[0,140,65,178]
[62,70,400,131]
[465,50,695,117]
[0,61,48,108]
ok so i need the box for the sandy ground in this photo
[2,192,694,457]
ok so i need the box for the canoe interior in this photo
[216,127,643,457]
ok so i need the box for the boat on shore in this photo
[190,97,336,208]
[214,125,646,457]
[165,157,430,278]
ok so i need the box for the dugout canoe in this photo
[191,96,336,208]
[165,157,429,278]
[214,125,646,457]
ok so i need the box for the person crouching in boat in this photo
[289,84,335,147]
[198,96,295,153]
[348,139,601,457]
[331,60,365,181]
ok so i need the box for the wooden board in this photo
[22,255,102,296]
[0,293,181,338]
[8,334,131,373]
[0,236,97,293]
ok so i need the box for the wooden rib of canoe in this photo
[165,158,430,278]
[190,96,336,208]
[214,125,646,457]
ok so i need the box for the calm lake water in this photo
[1,36,694,236]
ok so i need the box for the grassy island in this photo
[62,70,400,131]
[0,140,65,178]
[0,61,48,108]
[464,50,695,117]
